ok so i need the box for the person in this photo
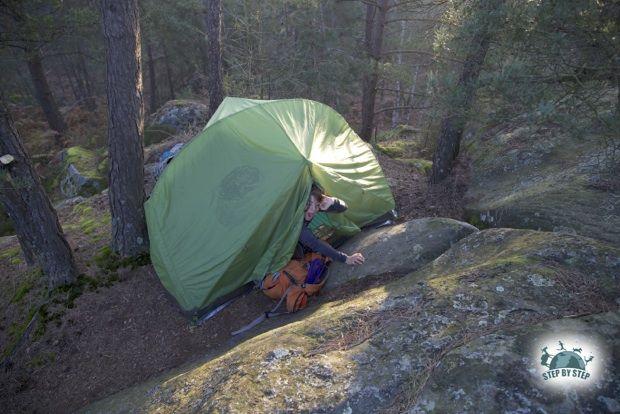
[294,184,365,265]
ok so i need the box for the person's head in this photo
[305,184,324,221]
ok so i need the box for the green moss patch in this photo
[0,245,20,261]
[94,245,150,274]
[376,139,419,158]
[64,201,111,241]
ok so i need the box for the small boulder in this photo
[326,217,478,288]
[148,100,208,135]
[57,146,107,198]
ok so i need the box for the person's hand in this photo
[345,253,365,265]
[319,196,335,210]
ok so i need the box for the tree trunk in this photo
[0,100,77,288]
[360,0,389,142]
[77,42,96,110]
[61,54,83,101]
[198,40,209,76]
[147,41,158,115]
[407,64,420,124]
[162,41,176,100]
[204,0,224,118]
[429,13,492,184]
[56,60,75,103]
[101,0,149,257]
[17,236,36,266]
[26,48,68,137]
[391,20,406,128]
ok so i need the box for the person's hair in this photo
[310,183,324,203]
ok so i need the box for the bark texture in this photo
[360,0,389,142]
[26,48,68,137]
[0,101,77,288]
[204,0,224,118]
[101,0,149,256]
[429,8,493,184]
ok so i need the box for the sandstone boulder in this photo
[327,218,478,288]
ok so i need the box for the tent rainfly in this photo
[145,97,395,315]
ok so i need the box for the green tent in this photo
[145,97,395,314]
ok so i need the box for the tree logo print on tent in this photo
[216,166,261,226]
[540,339,593,382]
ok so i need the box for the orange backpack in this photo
[261,253,330,312]
[231,253,330,335]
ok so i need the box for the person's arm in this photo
[299,226,347,263]
[321,197,347,213]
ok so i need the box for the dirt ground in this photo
[0,143,468,413]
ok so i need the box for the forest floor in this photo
[0,128,469,413]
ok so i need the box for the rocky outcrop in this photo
[148,100,208,134]
[465,122,620,246]
[82,227,620,413]
[327,218,478,288]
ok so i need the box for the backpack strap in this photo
[231,285,294,336]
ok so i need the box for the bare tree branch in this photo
[385,17,450,25]
[383,49,463,63]
[375,105,431,114]
[377,87,428,96]
[336,0,380,7]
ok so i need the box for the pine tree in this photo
[204,0,224,117]
[0,100,77,288]
[101,0,149,256]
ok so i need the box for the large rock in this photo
[327,218,478,288]
[465,122,620,246]
[82,229,620,413]
[148,99,208,134]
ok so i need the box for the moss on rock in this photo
[57,146,108,197]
